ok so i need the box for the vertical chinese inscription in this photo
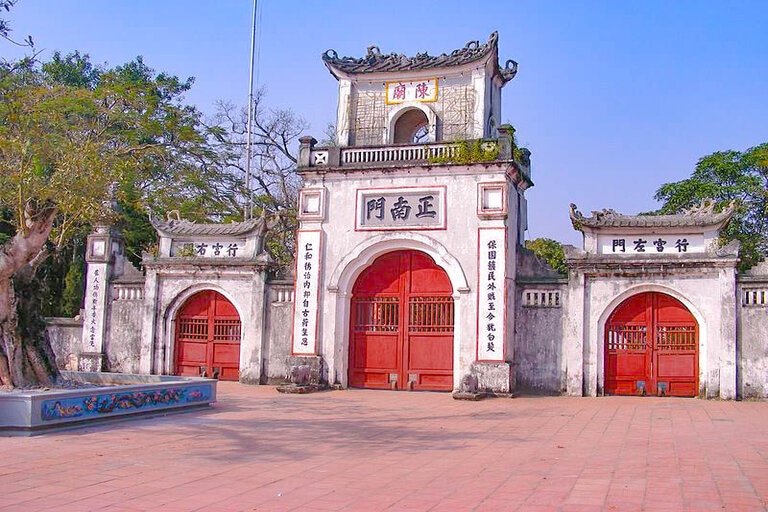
[477,228,506,361]
[88,268,100,348]
[292,231,322,355]
[81,263,107,353]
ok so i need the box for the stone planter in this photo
[0,372,217,436]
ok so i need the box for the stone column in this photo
[719,265,738,399]
[564,270,586,396]
[138,267,159,374]
[239,271,267,384]
[471,68,487,139]
[336,79,352,147]
[297,136,317,168]
[79,225,124,372]
[473,227,512,393]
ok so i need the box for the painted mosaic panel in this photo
[41,384,213,421]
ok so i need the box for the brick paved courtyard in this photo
[2,382,768,511]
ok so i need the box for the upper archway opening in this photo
[393,108,429,144]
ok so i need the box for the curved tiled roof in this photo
[323,31,518,82]
[150,211,267,238]
[569,201,736,230]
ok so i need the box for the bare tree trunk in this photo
[0,348,11,387]
[0,208,59,388]
[0,277,21,387]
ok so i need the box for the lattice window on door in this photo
[656,325,697,350]
[177,318,207,340]
[522,289,561,307]
[353,297,399,332]
[742,288,768,307]
[409,297,454,333]
[213,319,241,342]
[606,325,647,350]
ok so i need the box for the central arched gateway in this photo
[605,292,698,397]
[175,290,241,381]
[349,250,454,391]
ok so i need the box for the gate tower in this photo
[292,32,532,392]
[566,202,740,398]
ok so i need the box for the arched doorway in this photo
[175,290,241,381]
[393,108,429,144]
[605,292,698,397]
[349,250,454,391]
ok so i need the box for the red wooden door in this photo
[175,290,241,381]
[605,292,698,397]
[349,250,454,391]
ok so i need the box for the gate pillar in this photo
[80,224,125,372]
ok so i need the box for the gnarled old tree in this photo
[0,53,239,388]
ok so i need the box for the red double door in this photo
[349,250,454,391]
[605,292,698,397]
[175,290,242,381]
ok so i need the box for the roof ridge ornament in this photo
[149,210,271,238]
[502,59,519,80]
[321,32,517,83]
[366,45,381,58]
[682,198,734,216]
[569,199,736,231]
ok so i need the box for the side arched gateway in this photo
[349,250,454,391]
[605,292,698,397]
[175,290,241,381]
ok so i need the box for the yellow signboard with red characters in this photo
[385,78,438,104]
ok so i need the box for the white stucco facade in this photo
[59,32,766,400]
[563,204,740,398]
[297,161,527,390]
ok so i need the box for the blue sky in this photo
[5,1,767,246]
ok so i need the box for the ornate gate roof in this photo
[322,31,518,82]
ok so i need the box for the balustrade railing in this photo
[742,288,768,307]
[522,289,562,307]
[341,143,459,165]
[298,132,531,181]
[270,284,294,304]
[113,284,144,301]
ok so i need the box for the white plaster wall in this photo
[45,317,84,371]
[350,74,483,145]
[139,267,267,383]
[738,290,768,398]
[565,271,737,399]
[262,283,295,384]
[514,289,567,394]
[304,163,520,389]
[104,299,143,373]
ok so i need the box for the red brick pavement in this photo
[2,383,768,511]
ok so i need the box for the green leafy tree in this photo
[654,143,768,271]
[0,49,243,387]
[60,254,84,317]
[525,238,567,275]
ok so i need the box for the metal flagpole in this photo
[244,0,258,219]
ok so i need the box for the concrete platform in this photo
[0,372,216,435]
[2,382,768,511]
